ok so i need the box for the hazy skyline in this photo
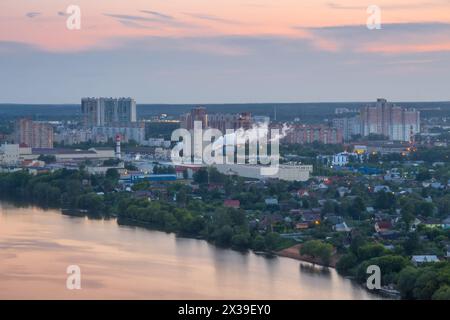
[1,0,450,103]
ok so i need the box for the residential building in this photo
[208,112,253,131]
[179,107,208,130]
[283,124,343,145]
[360,98,420,142]
[180,107,253,132]
[92,122,146,144]
[15,119,54,148]
[332,152,358,166]
[81,97,136,127]
[411,255,439,265]
[224,199,240,209]
[0,143,20,165]
[332,116,361,141]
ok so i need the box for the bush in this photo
[300,240,333,265]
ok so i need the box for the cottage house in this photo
[411,255,439,265]
[224,199,240,209]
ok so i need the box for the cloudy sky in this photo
[1,0,450,103]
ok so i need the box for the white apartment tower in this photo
[81,97,137,127]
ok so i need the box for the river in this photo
[0,201,379,299]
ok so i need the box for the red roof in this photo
[224,199,240,208]
[376,221,393,230]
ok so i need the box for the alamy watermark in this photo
[66,5,81,30]
[367,5,381,30]
[366,265,381,290]
[66,265,82,290]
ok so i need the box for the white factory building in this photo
[214,163,313,182]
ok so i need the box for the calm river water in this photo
[0,201,379,299]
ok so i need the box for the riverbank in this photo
[276,244,339,268]
[0,201,380,299]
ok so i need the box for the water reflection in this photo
[299,263,332,278]
[0,202,380,300]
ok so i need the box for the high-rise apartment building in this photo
[81,97,136,127]
[284,124,343,145]
[180,107,208,130]
[332,116,361,141]
[180,107,253,132]
[15,119,54,148]
[208,112,253,132]
[360,98,420,142]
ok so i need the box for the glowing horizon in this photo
[1,0,450,103]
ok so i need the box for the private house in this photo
[410,218,422,232]
[375,221,393,233]
[224,199,240,209]
[259,214,283,230]
[374,185,391,193]
[377,230,401,240]
[324,214,344,225]
[279,200,297,211]
[295,222,309,230]
[411,255,439,266]
[420,217,442,229]
[442,216,450,229]
[431,182,444,189]
[289,209,302,216]
[265,198,279,206]
[208,184,224,192]
[336,186,350,197]
[297,189,310,198]
[334,222,352,232]
[302,212,321,225]
[317,183,329,191]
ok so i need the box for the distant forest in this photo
[1,101,450,122]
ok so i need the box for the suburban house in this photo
[411,255,440,265]
[224,199,240,209]
[297,189,310,198]
[334,222,352,232]
[374,185,392,193]
[302,212,321,225]
[295,222,310,230]
[265,198,279,206]
[420,217,442,229]
[375,221,393,233]
[443,216,450,229]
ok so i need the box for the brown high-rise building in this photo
[180,107,253,132]
[15,119,54,148]
[284,124,343,145]
[180,107,208,130]
[360,98,420,142]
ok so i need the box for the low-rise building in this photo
[214,163,313,182]
[0,143,19,165]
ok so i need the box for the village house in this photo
[411,255,440,266]
[332,221,351,232]
[223,199,240,209]
[265,198,279,206]
[295,222,309,230]
[442,216,450,229]
[301,212,321,226]
[420,217,442,229]
[375,220,393,233]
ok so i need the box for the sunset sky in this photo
[1,0,450,103]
